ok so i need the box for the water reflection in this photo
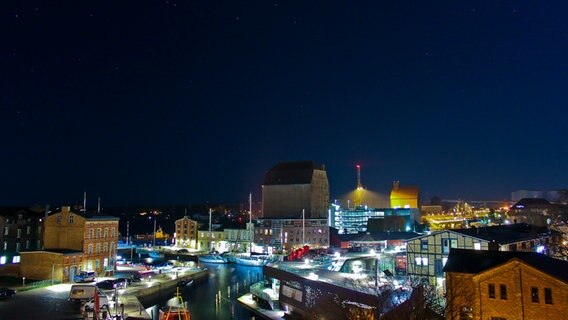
[143,263,264,320]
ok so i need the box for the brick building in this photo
[0,207,45,276]
[406,223,561,285]
[21,206,119,280]
[174,216,198,249]
[443,248,568,320]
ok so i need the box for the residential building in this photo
[406,223,561,285]
[174,216,198,249]
[224,222,254,253]
[197,228,226,253]
[262,161,329,219]
[23,206,120,279]
[0,206,45,276]
[255,218,329,253]
[443,249,568,320]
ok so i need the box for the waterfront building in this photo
[262,161,329,219]
[21,206,119,280]
[406,223,561,285]
[390,181,419,209]
[0,206,45,276]
[443,248,568,320]
[331,205,420,234]
[197,228,226,252]
[255,218,329,253]
[174,216,198,249]
[224,222,254,252]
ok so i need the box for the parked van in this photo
[74,271,96,283]
[69,284,102,302]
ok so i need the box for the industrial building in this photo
[262,161,329,219]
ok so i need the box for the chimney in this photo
[62,206,71,212]
[393,180,400,190]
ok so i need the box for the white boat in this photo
[198,254,228,264]
[234,255,272,267]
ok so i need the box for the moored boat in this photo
[198,254,228,264]
[159,288,190,320]
[234,255,272,267]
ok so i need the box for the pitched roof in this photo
[513,198,550,207]
[443,248,568,283]
[450,223,557,244]
[263,160,325,185]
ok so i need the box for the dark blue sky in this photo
[2,1,567,206]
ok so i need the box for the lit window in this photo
[12,256,20,263]
[474,243,481,250]
[0,256,5,264]
[422,257,428,265]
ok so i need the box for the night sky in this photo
[2,1,567,206]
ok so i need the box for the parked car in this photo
[0,287,16,298]
[130,274,143,282]
[114,277,132,286]
[74,271,96,283]
[96,279,125,290]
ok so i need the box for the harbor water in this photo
[139,261,264,320]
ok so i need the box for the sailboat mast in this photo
[302,208,305,246]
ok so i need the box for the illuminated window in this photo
[474,243,481,250]
[545,288,552,304]
[422,257,428,265]
[12,256,20,263]
[531,287,539,303]
[0,256,5,264]
[500,284,507,300]
[488,284,496,298]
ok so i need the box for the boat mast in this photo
[302,208,305,246]
[209,208,212,252]
[249,193,252,254]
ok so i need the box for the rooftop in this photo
[263,160,325,186]
[443,248,568,283]
[450,223,558,244]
